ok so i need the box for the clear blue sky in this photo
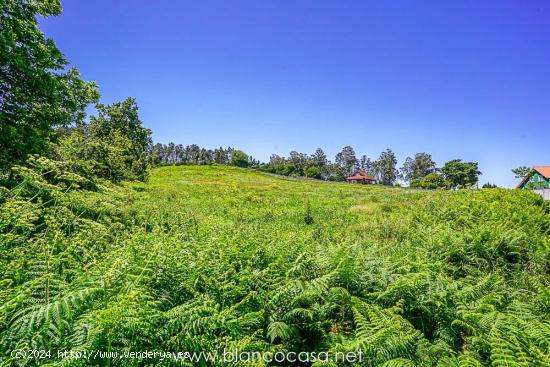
[40,0,550,187]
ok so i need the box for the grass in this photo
[1,164,549,366]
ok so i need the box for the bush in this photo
[231,150,249,167]
[58,98,151,183]
[411,172,449,189]
[304,166,322,179]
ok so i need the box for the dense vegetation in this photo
[1,2,548,366]
[1,165,548,366]
[0,0,99,168]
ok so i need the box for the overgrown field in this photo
[1,163,549,366]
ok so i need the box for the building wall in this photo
[533,189,550,200]
[519,171,550,189]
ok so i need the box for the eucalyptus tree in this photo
[374,149,398,185]
[359,155,374,174]
[335,146,358,177]
[400,152,437,183]
[310,148,328,168]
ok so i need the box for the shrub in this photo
[304,166,322,179]
[411,172,449,189]
[231,150,249,167]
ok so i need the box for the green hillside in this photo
[1,164,549,366]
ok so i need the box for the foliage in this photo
[148,143,239,166]
[58,98,152,182]
[482,182,498,188]
[512,166,531,179]
[400,153,437,183]
[0,0,99,169]
[231,149,250,167]
[441,159,481,189]
[411,172,449,189]
[374,149,399,185]
[1,165,548,366]
[335,146,359,177]
[359,155,375,175]
[305,166,322,179]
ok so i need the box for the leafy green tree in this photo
[441,159,481,189]
[288,151,308,174]
[400,152,436,183]
[374,149,398,185]
[59,98,151,182]
[269,154,286,166]
[213,147,229,164]
[411,172,449,189]
[310,148,328,168]
[482,182,498,188]
[0,0,99,169]
[512,166,531,178]
[231,150,249,167]
[90,98,151,156]
[304,166,322,179]
[148,143,165,166]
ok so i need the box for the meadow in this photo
[0,163,549,366]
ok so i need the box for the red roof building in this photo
[346,170,376,184]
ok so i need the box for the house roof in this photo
[534,166,550,178]
[347,171,375,180]
[515,166,550,188]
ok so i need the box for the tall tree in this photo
[0,0,99,169]
[374,149,398,185]
[289,151,308,174]
[359,155,374,174]
[310,148,328,168]
[335,146,358,177]
[59,98,151,182]
[90,98,152,156]
[186,144,201,164]
[441,159,481,189]
[400,153,437,183]
[512,166,531,178]
[149,143,164,165]
[269,154,286,165]
[213,147,228,164]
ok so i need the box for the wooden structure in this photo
[346,170,375,184]
[516,166,550,190]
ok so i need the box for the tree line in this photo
[147,144,259,167]
[260,147,481,189]
[148,143,482,189]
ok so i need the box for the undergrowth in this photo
[0,164,548,366]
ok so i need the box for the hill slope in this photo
[1,165,549,366]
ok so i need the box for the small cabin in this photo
[516,166,550,190]
[346,170,376,184]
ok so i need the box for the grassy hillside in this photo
[1,164,549,366]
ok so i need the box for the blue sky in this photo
[40,0,550,187]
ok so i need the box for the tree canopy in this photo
[374,149,398,185]
[0,0,98,169]
[512,166,531,178]
[231,150,249,167]
[400,152,437,183]
[59,98,152,182]
[441,159,481,189]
